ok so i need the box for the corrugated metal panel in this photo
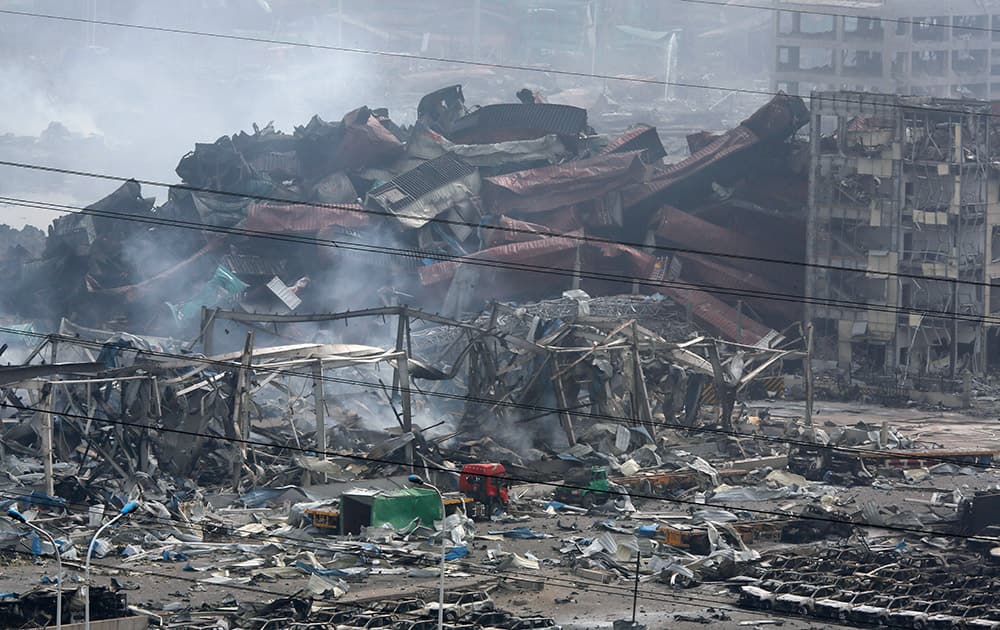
[448,103,587,143]
[419,235,659,288]
[245,202,369,233]
[484,151,645,214]
[622,126,758,208]
[266,276,302,310]
[622,93,808,208]
[223,254,284,278]
[367,153,477,212]
[419,235,581,286]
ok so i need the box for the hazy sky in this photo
[0,1,768,228]
[1,2,398,227]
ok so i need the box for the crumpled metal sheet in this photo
[367,152,481,229]
[599,124,667,163]
[418,233,658,288]
[621,93,808,209]
[483,151,646,215]
[447,103,587,144]
[655,205,772,261]
[245,201,369,233]
[339,106,405,169]
[407,123,568,168]
[660,285,778,346]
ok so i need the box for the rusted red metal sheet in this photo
[418,234,658,289]
[654,205,775,261]
[678,253,799,321]
[661,285,774,346]
[418,234,583,287]
[680,253,783,298]
[245,202,370,233]
[484,151,645,215]
[599,124,666,162]
[686,131,720,154]
[621,93,808,209]
[339,106,405,169]
[622,126,758,208]
[480,215,552,246]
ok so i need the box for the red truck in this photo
[459,463,509,515]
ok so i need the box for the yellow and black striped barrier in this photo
[699,376,785,404]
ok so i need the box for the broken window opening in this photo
[952,49,987,75]
[844,16,883,40]
[912,16,948,42]
[799,14,835,37]
[912,50,947,77]
[952,15,988,40]
[841,49,883,78]
[778,10,795,35]
[797,47,834,73]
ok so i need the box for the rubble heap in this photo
[2,85,810,348]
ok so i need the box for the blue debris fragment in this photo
[444,545,468,560]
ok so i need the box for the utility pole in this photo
[41,387,54,496]
[392,306,408,396]
[312,360,327,483]
[631,545,640,624]
[398,351,413,470]
[230,331,254,489]
[951,279,959,378]
[804,322,814,427]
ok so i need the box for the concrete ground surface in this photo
[2,400,998,628]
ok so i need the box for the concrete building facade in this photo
[806,92,1000,381]
[772,0,1000,100]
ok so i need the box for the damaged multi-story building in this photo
[771,0,1000,100]
[806,91,999,379]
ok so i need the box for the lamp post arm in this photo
[85,511,126,630]
[23,521,62,630]
[428,482,446,630]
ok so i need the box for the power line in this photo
[3,157,997,294]
[2,400,995,546]
[3,192,995,333]
[1,320,997,479]
[2,7,1000,123]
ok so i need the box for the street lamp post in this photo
[7,507,62,630]
[408,474,445,630]
[85,501,139,630]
